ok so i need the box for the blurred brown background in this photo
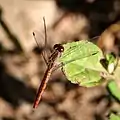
[0,0,120,120]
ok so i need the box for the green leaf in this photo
[107,80,120,101]
[59,40,106,87]
[109,113,120,120]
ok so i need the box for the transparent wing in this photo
[52,50,99,72]
[32,17,51,66]
[33,32,48,66]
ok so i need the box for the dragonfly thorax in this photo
[53,44,64,52]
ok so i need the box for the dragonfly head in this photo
[53,44,64,52]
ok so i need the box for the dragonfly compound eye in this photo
[53,44,64,52]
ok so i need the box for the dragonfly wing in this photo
[53,50,98,72]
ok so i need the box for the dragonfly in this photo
[33,18,65,109]
[33,43,64,109]
[32,17,100,109]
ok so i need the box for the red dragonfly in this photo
[33,18,64,109]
